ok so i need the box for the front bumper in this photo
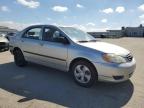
[93,58,136,82]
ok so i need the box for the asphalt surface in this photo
[0,37,144,108]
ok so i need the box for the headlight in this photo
[103,53,126,64]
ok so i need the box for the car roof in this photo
[27,24,75,29]
[27,24,57,28]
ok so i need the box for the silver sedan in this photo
[9,25,136,87]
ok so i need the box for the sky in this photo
[0,0,144,31]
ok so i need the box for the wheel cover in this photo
[74,65,91,83]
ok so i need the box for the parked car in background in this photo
[0,34,9,52]
[9,25,136,87]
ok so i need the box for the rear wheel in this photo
[14,49,27,67]
[72,60,98,87]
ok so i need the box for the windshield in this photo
[60,27,96,42]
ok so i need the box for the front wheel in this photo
[14,49,27,67]
[72,60,98,87]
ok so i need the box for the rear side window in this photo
[23,27,42,40]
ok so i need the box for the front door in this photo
[38,26,68,71]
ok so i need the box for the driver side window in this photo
[43,27,61,42]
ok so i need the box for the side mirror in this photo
[55,36,69,44]
[28,32,35,36]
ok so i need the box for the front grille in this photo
[0,42,6,46]
[129,73,133,78]
[0,42,9,50]
[125,54,133,62]
[113,75,124,80]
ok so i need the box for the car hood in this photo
[78,41,130,56]
[0,37,8,43]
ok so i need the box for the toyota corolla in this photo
[9,25,136,87]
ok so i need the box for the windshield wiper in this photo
[78,40,89,43]
[78,40,97,43]
[88,40,97,42]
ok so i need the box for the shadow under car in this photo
[0,62,134,108]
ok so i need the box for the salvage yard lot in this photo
[0,37,144,108]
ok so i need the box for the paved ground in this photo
[0,37,144,108]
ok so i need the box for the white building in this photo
[88,24,144,38]
[88,32,108,38]
[125,25,144,37]
[88,30,123,38]
[107,30,124,38]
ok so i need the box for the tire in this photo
[14,49,27,67]
[71,60,98,87]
